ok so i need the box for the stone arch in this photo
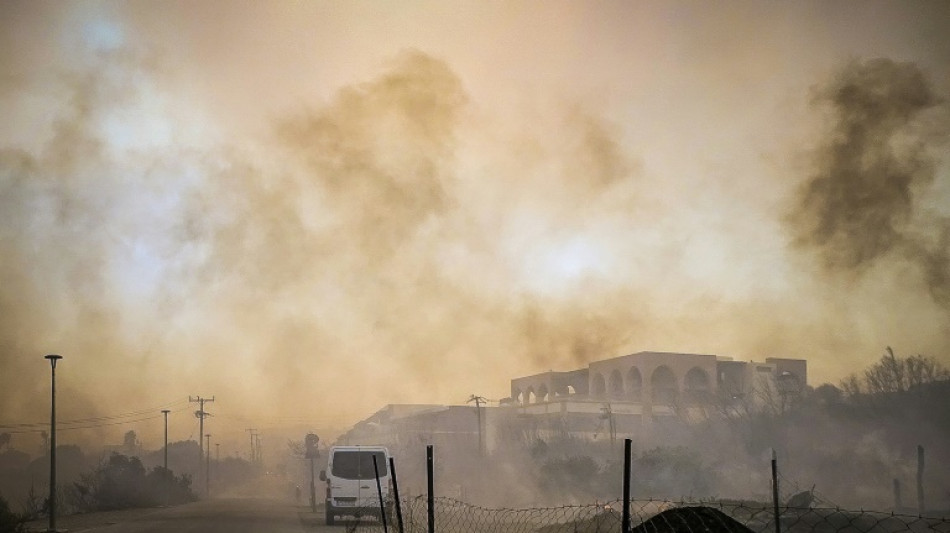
[626,367,642,400]
[609,369,624,397]
[526,387,536,404]
[538,384,549,403]
[591,373,606,397]
[684,367,711,403]
[651,365,677,405]
[513,388,523,405]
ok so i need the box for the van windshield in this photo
[331,451,388,480]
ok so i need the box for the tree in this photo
[841,347,949,397]
[905,353,950,392]
[123,430,140,454]
[864,347,907,394]
[811,383,843,408]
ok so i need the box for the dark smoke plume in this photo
[789,58,950,307]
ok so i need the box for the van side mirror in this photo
[319,470,326,481]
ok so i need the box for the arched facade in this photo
[587,351,719,407]
[591,373,606,397]
[651,365,677,405]
[626,368,643,400]
[509,352,805,411]
[684,367,711,403]
[511,369,590,405]
[609,369,624,397]
[537,384,549,403]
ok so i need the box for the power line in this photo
[0,400,190,434]
[0,398,186,427]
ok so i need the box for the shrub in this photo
[70,452,196,512]
[0,493,26,533]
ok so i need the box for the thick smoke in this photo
[0,38,649,452]
[277,50,465,261]
[3,1,948,464]
[789,58,950,307]
[0,60,136,425]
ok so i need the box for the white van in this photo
[319,445,391,525]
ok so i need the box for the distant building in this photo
[507,351,806,446]
[337,350,807,451]
[339,403,511,450]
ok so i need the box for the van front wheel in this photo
[326,507,336,526]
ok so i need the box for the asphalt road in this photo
[26,498,338,533]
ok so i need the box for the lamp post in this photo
[44,354,62,533]
[161,410,170,472]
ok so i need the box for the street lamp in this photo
[44,354,62,533]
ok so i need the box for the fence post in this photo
[893,478,902,511]
[427,444,435,533]
[390,457,405,533]
[917,445,925,515]
[771,448,781,533]
[374,454,389,533]
[622,438,632,533]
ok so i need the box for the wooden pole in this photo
[772,449,781,533]
[622,439,632,533]
[373,455,388,533]
[917,445,925,515]
[390,457,405,533]
[427,445,435,533]
[893,478,902,511]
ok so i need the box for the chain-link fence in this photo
[340,497,950,533]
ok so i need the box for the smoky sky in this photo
[789,58,950,307]
[1,2,949,451]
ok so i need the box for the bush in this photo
[537,456,606,502]
[0,493,26,533]
[70,452,196,512]
[632,446,715,499]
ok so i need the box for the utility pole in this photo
[467,395,487,456]
[161,409,170,472]
[246,428,258,465]
[190,396,214,491]
[256,433,263,466]
[215,443,220,494]
[601,403,616,449]
[205,434,211,497]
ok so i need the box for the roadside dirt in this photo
[23,504,185,532]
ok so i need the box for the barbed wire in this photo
[338,497,950,533]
